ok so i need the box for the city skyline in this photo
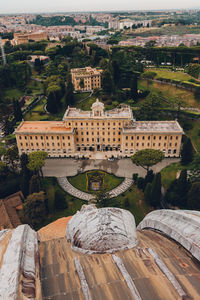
[0,0,199,14]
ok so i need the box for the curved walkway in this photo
[57,177,133,201]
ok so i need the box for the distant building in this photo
[15,99,183,159]
[13,31,47,45]
[71,67,103,91]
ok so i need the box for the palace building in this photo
[71,67,103,91]
[15,99,183,158]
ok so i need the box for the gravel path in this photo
[57,177,134,201]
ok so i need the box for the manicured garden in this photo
[161,163,183,189]
[40,176,150,227]
[147,68,193,82]
[42,177,84,227]
[110,184,150,225]
[68,170,124,194]
[139,79,200,109]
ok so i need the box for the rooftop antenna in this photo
[0,37,7,66]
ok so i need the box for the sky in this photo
[0,0,199,14]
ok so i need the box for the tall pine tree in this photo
[181,137,193,165]
[150,172,162,207]
[13,99,23,122]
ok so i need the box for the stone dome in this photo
[66,205,138,254]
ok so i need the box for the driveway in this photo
[43,158,180,179]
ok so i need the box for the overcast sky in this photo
[0,0,199,14]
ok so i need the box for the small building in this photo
[13,31,47,45]
[71,67,103,91]
[15,99,183,159]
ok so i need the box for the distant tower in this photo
[0,37,7,66]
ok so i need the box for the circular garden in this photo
[68,170,124,194]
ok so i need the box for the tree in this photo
[96,188,110,207]
[177,169,189,207]
[54,189,67,210]
[131,149,164,173]
[181,137,193,165]
[4,145,19,173]
[34,58,43,73]
[136,93,163,121]
[20,153,31,197]
[46,84,62,114]
[65,75,74,105]
[13,99,23,122]
[144,182,152,205]
[29,175,41,194]
[150,172,162,207]
[21,191,47,228]
[188,154,200,182]
[130,74,138,100]
[102,69,114,95]
[27,151,48,178]
[144,170,154,187]
[187,182,200,210]
[164,169,190,208]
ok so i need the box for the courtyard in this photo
[43,157,180,179]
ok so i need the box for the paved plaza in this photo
[43,158,180,179]
[57,177,134,201]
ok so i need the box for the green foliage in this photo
[29,175,41,194]
[21,191,47,229]
[4,145,19,172]
[46,84,62,114]
[187,182,200,210]
[20,153,32,197]
[34,58,44,73]
[131,149,164,172]
[164,169,190,208]
[27,151,48,176]
[65,75,74,105]
[142,71,157,79]
[136,93,163,120]
[102,69,114,95]
[187,63,200,79]
[150,172,161,207]
[96,188,110,207]
[144,182,152,205]
[181,137,193,165]
[54,189,68,210]
[13,99,23,122]
[130,74,138,100]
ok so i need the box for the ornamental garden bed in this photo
[68,170,124,194]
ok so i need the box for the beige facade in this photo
[71,67,102,91]
[13,31,47,45]
[15,99,183,158]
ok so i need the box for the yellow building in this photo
[71,67,102,91]
[13,31,47,45]
[15,99,183,158]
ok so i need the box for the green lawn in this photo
[139,79,200,109]
[41,177,83,228]
[41,177,149,227]
[68,171,124,194]
[24,97,66,121]
[147,68,193,82]
[111,184,150,225]
[161,163,183,189]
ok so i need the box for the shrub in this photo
[54,189,68,210]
